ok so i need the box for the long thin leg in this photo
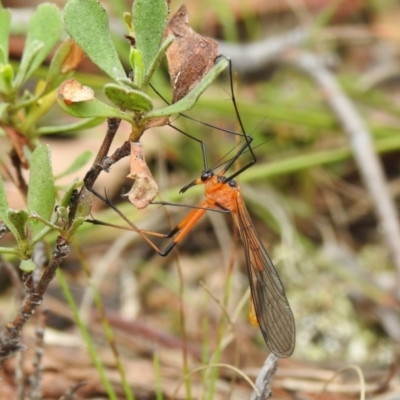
[87,199,227,237]
[84,59,249,255]
[155,199,227,256]
[150,83,245,138]
[219,56,256,182]
[220,137,255,182]
[68,118,124,227]
[149,57,248,172]
[158,207,207,256]
[151,201,229,213]
[167,123,209,170]
[87,193,224,256]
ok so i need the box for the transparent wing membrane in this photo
[235,197,295,357]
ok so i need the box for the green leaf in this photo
[59,178,80,209]
[0,63,14,95]
[123,12,134,36]
[116,77,140,90]
[13,40,43,88]
[20,259,36,272]
[0,101,9,120]
[29,179,82,242]
[55,151,92,180]
[7,209,29,244]
[26,4,62,76]
[0,174,8,215]
[0,4,11,64]
[16,3,63,85]
[37,117,105,135]
[104,83,153,112]
[20,90,57,135]
[64,0,125,80]
[1,63,13,86]
[145,57,228,119]
[46,40,71,85]
[142,34,174,88]
[27,145,56,238]
[0,47,5,66]
[132,0,168,76]
[44,39,76,93]
[57,182,90,228]
[57,97,133,122]
[0,176,24,243]
[129,49,144,88]
[0,174,13,233]
[51,179,80,229]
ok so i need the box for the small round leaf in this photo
[104,84,153,112]
[20,259,36,272]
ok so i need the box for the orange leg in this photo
[87,200,222,256]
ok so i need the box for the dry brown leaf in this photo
[2,125,30,169]
[124,142,158,209]
[58,78,94,105]
[164,3,219,103]
[144,116,170,130]
[60,39,85,74]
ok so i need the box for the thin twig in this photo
[81,117,122,191]
[1,259,24,304]
[77,119,134,223]
[1,260,26,398]
[58,381,86,400]
[283,50,400,295]
[29,309,47,400]
[250,354,279,400]
[0,236,70,366]
[10,149,28,198]
[15,351,25,400]
[0,222,9,241]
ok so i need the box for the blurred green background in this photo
[1,1,400,397]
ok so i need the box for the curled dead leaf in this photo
[2,125,30,169]
[164,4,219,103]
[61,39,85,74]
[124,142,158,210]
[144,116,169,130]
[58,79,94,105]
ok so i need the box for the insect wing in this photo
[235,197,295,357]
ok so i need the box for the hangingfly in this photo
[85,57,295,357]
[176,149,295,358]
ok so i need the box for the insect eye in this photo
[228,179,237,188]
[201,170,213,181]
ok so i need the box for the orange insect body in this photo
[87,160,296,357]
[170,175,239,246]
[205,175,240,213]
[178,171,296,358]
